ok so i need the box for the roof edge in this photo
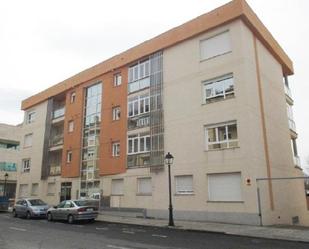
[21,0,293,110]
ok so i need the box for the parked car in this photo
[12,198,49,219]
[47,199,99,224]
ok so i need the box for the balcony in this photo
[127,153,150,168]
[288,118,296,133]
[49,164,61,176]
[49,134,64,151]
[293,156,301,167]
[128,116,150,130]
[128,77,150,93]
[52,107,65,123]
[284,84,293,104]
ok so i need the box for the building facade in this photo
[17,0,308,225]
[0,123,21,200]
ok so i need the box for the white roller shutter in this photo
[111,179,124,195]
[208,173,242,201]
[200,31,231,60]
[137,178,152,194]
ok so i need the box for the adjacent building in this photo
[16,0,308,225]
[0,123,21,199]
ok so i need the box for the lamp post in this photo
[4,173,9,197]
[165,152,175,227]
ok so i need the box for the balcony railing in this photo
[284,84,293,100]
[127,153,150,168]
[128,116,150,130]
[288,118,296,132]
[49,134,64,147]
[128,77,150,93]
[49,164,61,175]
[53,107,65,119]
[293,156,301,167]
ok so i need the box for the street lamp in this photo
[4,173,9,197]
[165,152,175,227]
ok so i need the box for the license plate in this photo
[87,208,93,211]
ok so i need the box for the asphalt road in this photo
[0,212,308,249]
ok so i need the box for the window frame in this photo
[200,30,232,61]
[112,106,121,121]
[112,142,120,157]
[128,95,150,118]
[24,133,33,148]
[22,159,31,173]
[127,134,150,155]
[67,151,72,163]
[68,120,74,133]
[111,179,124,196]
[26,111,36,124]
[202,74,234,104]
[113,73,122,87]
[70,92,76,103]
[175,175,194,195]
[137,177,152,195]
[205,121,238,150]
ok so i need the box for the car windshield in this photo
[29,199,46,206]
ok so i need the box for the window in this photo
[128,95,150,117]
[19,184,28,198]
[111,179,124,195]
[114,73,122,86]
[68,120,74,133]
[22,159,31,173]
[47,182,56,195]
[175,175,193,194]
[26,111,35,124]
[205,122,238,150]
[24,133,33,148]
[70,92,76,103]
[203,74,234,103]
[112,142,120,157]
[112,106,121,121]
[208,173,242,202]
[31,183,39,196]
[137,177,152,195]
[128,60,150,92]
[67,151,72,163]
[200,31,231,60]
[128,133,150,155]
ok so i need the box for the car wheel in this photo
[47,212,53,222]
[67,215,74,224]
[26,211,31,219]
[12,209,17,218]
[88,218,95,223]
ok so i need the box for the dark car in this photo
[47,199,99,224]
[12,198,49,219]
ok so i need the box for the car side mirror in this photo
[23,203,28,207]
[53,205,58,209]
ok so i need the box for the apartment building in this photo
[17,0,308,225]
[0,123,21,199]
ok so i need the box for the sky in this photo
[0,0,308,171]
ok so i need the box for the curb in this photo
[96,216,309,244]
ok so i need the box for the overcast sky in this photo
[0,0,308,171]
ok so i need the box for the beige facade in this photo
[16,0,307,225]
[0,123,21,198]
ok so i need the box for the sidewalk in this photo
[97,212,309,243]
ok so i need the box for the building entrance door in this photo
[60,182,72,202]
